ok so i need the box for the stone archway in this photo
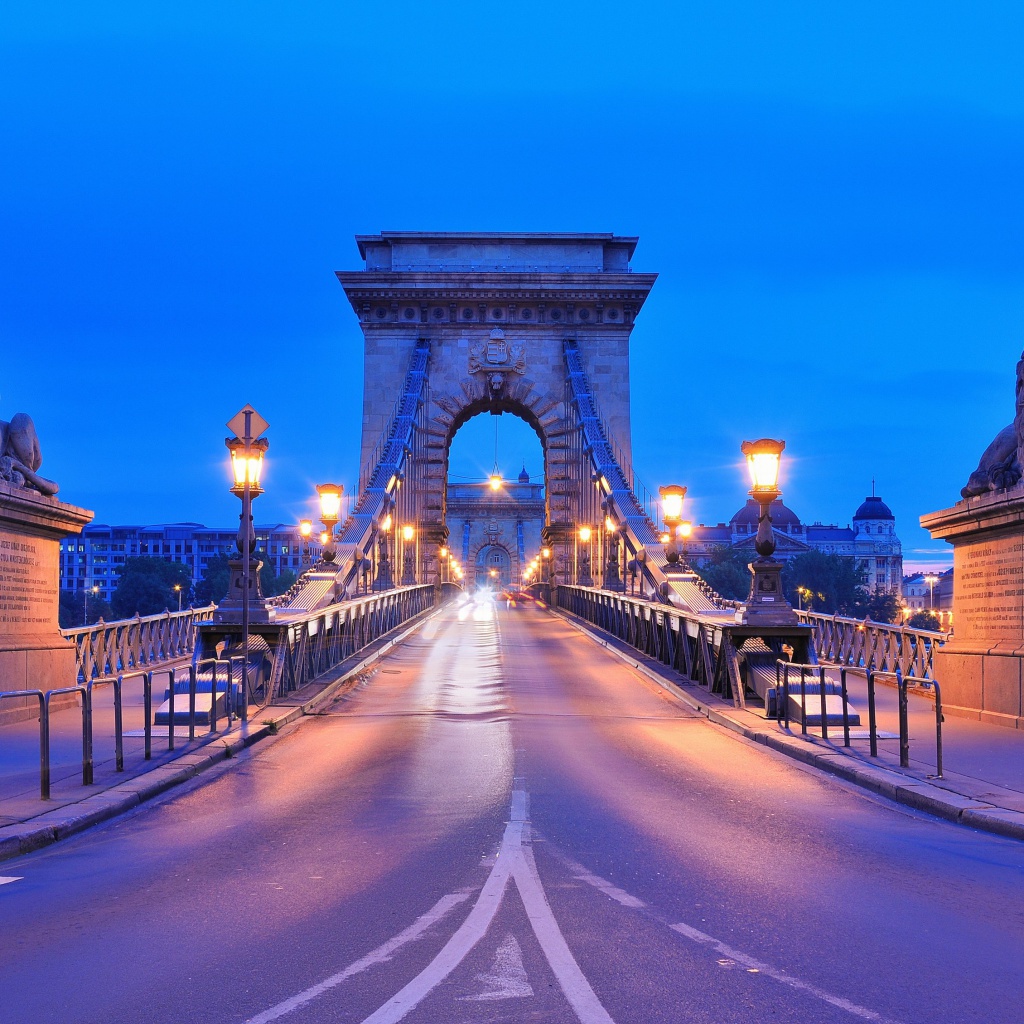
[473,542,513,588]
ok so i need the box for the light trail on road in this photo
[1,594,1021,1023]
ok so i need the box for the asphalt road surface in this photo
[1,594,1022,1024]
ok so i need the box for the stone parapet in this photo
[922,486,1024,728]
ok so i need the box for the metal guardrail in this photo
[554,585,796,705]
[795,610,948,681]
[61,605,217,684]
[269,583,440,697]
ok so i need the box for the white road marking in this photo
[462,933,533,1001]
[244,890,472,1024]
[561,852,901,1024]
[360,790,617,1024]
[0,876,23,886]
[513,843,617,1024]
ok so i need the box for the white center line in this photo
[360,790,616,1024]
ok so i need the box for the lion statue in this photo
[0,413,59,496]
[961,351,1024,498]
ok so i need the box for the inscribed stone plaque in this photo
[0,528,59,634]
[953,532,1024,644]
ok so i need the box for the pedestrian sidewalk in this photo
[562,613,1024,842]
[0,611,435,863]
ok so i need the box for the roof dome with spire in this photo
[518,465,530,483]
[853,495,894,521]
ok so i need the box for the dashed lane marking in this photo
[0,876,23,887]
[550,845,902,1024]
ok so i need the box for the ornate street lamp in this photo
[299,518,312,565]
[225,404,270,721]
[401,524,417,585]
[372,511,394,591]
[659,485,687,572]
[577,524,594,587]
[739,438,797,625]
[602,513,624,591]
[316,484,343,563]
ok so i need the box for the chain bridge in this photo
[189,232,832,716]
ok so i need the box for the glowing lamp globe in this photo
[658,485,686,525]
[316,483,343,521]
[741,439,785,494]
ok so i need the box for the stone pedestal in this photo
[922,487,1024,729]
[739,557,799,627]
[0,482,93,717]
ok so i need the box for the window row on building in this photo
[59,522,322,603]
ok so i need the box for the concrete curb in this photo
[553,607,1024,843]
[0,602,446,864]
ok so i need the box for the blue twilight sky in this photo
[3,3,1024,572]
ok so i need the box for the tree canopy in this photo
[111,557,192,618]
[692,546,751,602]
[781,551,868,615]
[193,550,295,606]
[59,589,113,629]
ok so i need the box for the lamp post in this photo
[577,525,594,586]
[372,511,394,591]
[437,545,448,585]
[316,484,343,563]
[173,583,183,613]
[603,514,624,591]
[401,524,417,585]
[83,583,98,626]
[299,518,312,566]
[739,438,797,625]
[924,574,939,611]
[225,404,269,722]
[658,485,687,573]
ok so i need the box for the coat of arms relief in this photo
[468,329,526,394]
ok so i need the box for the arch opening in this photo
[446,408,547,590]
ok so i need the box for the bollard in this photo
[895,666,910,769]
[933,679,944,779]
[818,666,828,741]
[113,674,124,772]
[188,664,197,742]
[867,670,878,758]
[799,666,808,735]
[840,667,851,748]
[143,670,152,760]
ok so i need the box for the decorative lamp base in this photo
[740,557,798,626]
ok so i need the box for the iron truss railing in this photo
[555,585,813,708]
[197,583,443,703]
[61,605,217,684]
[796,611,948,681]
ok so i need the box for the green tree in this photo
[194,550,293,604]
[908,610,942,631]
[863,589,901,624]
[111,557,192,618]
[195,553,232,605]
[782,551,867,615]
[693,546,751,602]
[59,589,113,629]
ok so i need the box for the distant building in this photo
[902,568,953,628]
[59,523,321,605]
[445,467,545,587]
[686,494,903,593]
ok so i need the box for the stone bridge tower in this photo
[337,232,656,553]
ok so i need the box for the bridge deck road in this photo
[1,594,1022,1024]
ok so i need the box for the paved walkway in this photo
[2,605,1023,863]
[559,612,1024,842]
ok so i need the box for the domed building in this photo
[686,491,902,594]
